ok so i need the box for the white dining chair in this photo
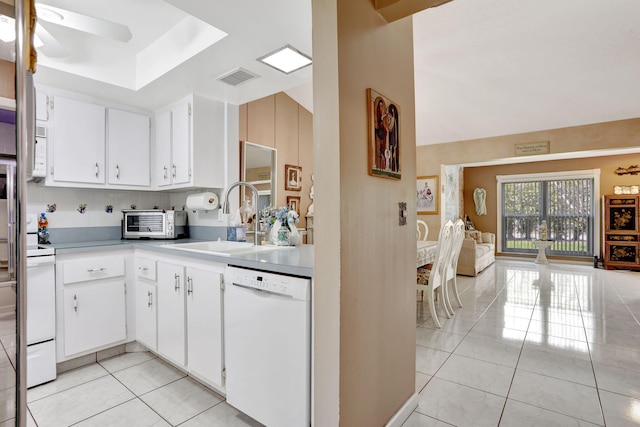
[443,219,466,314]
[417,220,429,241]
[417,220,453,328]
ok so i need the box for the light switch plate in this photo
[399,202,407,226]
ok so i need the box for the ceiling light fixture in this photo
[258,45,311,74]
[34,5,64,23]
[0,15,15,43]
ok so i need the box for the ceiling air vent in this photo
[216,67,258,86]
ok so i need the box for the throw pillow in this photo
[466,230,482,243]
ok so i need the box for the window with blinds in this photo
[501,177,595,257]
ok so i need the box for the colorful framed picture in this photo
[287,196,301,214]
[285,164,302,191]
[367,88,400,180]
[417,175,438,214]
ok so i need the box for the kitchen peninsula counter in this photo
[44,240,314,278]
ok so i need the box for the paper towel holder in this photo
[186,192,220,211]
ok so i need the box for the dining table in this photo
[417,240,438,267]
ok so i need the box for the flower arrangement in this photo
[261,205,300,231]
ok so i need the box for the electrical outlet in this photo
[218,209,223,221]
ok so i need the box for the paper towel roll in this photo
[186,192,219,211]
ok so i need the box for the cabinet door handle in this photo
[116,164,120,179]
[163,166,168,180]
[95,162,99,178]
[187,276,193,295]
[73,294,78,312]
[174,273,180,291]
[172,164,177,178]
[147,291,153,307]
[138,266,148,272]
[87,267,106,273]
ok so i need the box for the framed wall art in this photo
[367,88,400,180]
[285,164,302,191]
[287,196,301,214]
[417,175,438,214]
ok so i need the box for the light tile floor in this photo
[404,259,640,427]
[3,259,640,426]
[0,315,262,426]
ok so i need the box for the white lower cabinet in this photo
[56,251,130,361]
[135,257,158,350]
[135,280,157,351]
[157,262,186,367]
[62,280,126,356]
[186,266,224,390]
[152,255,225,391]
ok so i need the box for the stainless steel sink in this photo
[162,240,292,256]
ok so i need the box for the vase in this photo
[269,221,281,245]
[269,221,290,246]
[289,223,300,246]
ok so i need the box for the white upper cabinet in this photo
[107,108,150,186]
[154,94,226,190]
[44,89,153,190]
[51,96,106,185]
[35,90,48,121]
[155,103,191,187]
[42,87,230,191]
[171,102,191,185]
[155,110,172,188]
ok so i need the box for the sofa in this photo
[456,231,496,276]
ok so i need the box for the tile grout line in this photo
[495,275,539,427]
[580,272,607,427]
[415,275,518,425]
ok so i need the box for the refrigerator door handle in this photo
[6,163,15,280]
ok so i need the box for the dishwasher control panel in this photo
[225,266,310,301]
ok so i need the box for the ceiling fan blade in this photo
[36,3,132,43]
[35,23,70,58]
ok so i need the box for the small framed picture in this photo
[287,196,301,214]
[417,175,438,214]
[285,164,302,191]
[367,88,401,180]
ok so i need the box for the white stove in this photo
[25,213,56,387]
[26,213,54,256]
[27,246,54,257]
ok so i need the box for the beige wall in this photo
[0,60,15,99]
[417,117,640,236]
[239,93,313,227]
[464,152,640,256]
[313,0,417,425]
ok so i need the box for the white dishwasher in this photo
[224,266,311,427]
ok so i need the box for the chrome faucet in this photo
[222,181,260,246]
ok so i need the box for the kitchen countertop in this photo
[44,239,314,278]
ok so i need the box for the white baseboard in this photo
[385,392,418,427]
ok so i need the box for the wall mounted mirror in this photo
[241,141,276,214]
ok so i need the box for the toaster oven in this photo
[122,209,188,239]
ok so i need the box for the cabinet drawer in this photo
[62,256,125,284]
[135,257,157,281]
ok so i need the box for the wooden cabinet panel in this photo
[603,195,640,270]
[239,103,248,141]
[247,95,275,148]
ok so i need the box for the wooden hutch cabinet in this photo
[604,195,640,270]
